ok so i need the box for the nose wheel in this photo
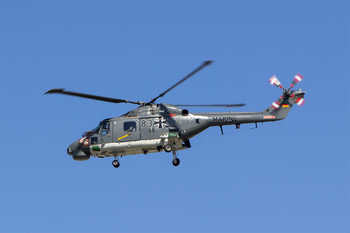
[164,144,172,153]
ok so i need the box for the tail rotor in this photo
[268,74,305,110]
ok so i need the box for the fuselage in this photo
[67,103,280,160]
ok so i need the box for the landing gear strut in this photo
[172,150,180,166]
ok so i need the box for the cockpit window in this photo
[102,121,110,130]
[101,121,110,136]
[124,121,136,132]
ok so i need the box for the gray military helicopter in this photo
[45,61,305,168]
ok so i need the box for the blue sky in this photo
[1,1,349,232]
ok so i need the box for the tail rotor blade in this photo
[269,75,284,89]
[295,97,306,107]
[290,74,303,88]
[271,96,284,110]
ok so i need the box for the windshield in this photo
[92,122,101,135]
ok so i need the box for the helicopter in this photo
[45,61,305,168]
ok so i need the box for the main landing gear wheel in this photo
[172,158,180,167]
[112,160,120,168]
[164,144,172,153]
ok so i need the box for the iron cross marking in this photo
[154,117,168,128]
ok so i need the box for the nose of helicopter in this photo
[67,137,91,161]
[67,139,79,155]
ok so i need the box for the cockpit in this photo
[91,118,112,136]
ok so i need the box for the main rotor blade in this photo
[148,60,213,104]
[44,88,143,105]
[175,104,246,107]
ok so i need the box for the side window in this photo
[124,121,136,132]
[90,137,98,145]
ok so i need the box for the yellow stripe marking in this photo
[118,133,131,140]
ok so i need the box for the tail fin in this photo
[263,90,306,120]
